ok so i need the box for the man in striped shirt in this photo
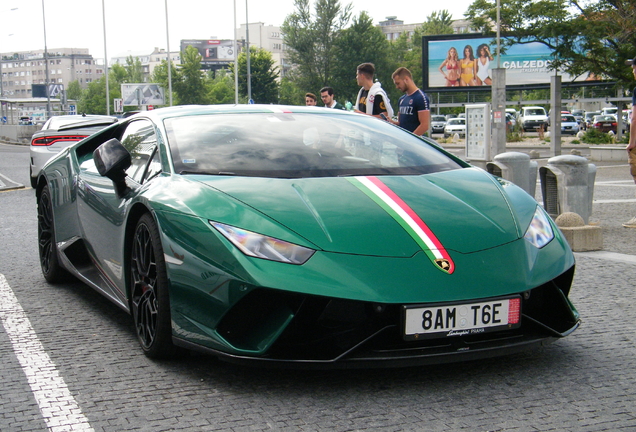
[391,67,430,136]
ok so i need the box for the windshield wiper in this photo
[179,170,236,176]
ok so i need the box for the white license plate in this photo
[403,297,521,340]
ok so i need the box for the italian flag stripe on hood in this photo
[347,176,455,274]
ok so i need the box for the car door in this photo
[76,119,160,298]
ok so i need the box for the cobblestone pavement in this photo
[1,143,635,431]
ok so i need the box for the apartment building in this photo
[237,22,289,78]
[378,16,477,41]
[0,48,103,98]
[110,47,181,82]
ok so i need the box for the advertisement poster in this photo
[180,39,236,67]
[423,35,599,90]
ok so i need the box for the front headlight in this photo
[210,221,315,265]
[524,207,554,248]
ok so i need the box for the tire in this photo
[37,185,68,283]
[130,213,176,359]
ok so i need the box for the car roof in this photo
[128,104,359,122]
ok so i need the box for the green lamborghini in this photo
[35,105,579,368]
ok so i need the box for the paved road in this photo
[1,143,635,431]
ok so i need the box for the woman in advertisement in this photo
[438,47,460,87]
[476,44,494,85]
[459,45,478,86]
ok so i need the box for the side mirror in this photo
[93,138,132,196]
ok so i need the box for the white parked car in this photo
[443,118,466,138]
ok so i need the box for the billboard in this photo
[31,84,65,98]
[121,84,165,106]
[180,39,236,67]
[423,34,600,91]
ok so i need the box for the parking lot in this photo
[1,142,636,431]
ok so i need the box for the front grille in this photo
[217,266,577,363]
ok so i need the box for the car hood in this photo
[189,168,527,257]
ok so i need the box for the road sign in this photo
[114,99,123,113]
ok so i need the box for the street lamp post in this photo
[246,0,251,103]
[42,0,51,118]
[233,0,238,104]
[102,0,110,115]
[165,0,173,106]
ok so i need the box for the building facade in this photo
[0,48,103,98]
[110,47,181,82]
[378,16,477,41]
[237,22,289,79]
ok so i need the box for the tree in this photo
[421,10,455,36]
[278,77,305,105]
[77,65,130,114]
[66,80,83,102]
[282,0,352,92]
[389,11,455,90]
[174,45,209,105]
[465,0,636,87]
[77,75,120,114]
[124,55,145,83]
[207,69,235,104]
[109,63,128,85]
[231,48,280,103]
[331,12,394,106]
[151,60,180,106]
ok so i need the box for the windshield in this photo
[525,109,545,116]
[164,113,464,178]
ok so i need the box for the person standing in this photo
[391,67,431,136]
[623,56,636,228]
[354,63,394,119]
[305,93,317,106]
[320,87,346,110]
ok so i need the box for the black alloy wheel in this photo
[130,213,176,358]
[37,185,67,283]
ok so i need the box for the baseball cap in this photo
[626,56,636,66]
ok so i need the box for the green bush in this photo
[581,128,615,144]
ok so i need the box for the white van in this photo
[518,106,548,132]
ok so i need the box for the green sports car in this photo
[35,105,579,368]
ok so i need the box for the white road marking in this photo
[594,199,636,204]
[0,274,94,432]
[575,251,636,264]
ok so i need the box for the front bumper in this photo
[173,265,579,369]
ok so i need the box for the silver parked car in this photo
[430,115,446,134]
[560,114,580,135]
[29,114,118,188]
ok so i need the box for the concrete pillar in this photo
[539,155,596,224]
[486,151,538,196]
[550,75,562,156]
[491,68,507,157]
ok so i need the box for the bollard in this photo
[486,152,538,197]
[539,155,596,224]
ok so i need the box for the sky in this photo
[0,0,474,61]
